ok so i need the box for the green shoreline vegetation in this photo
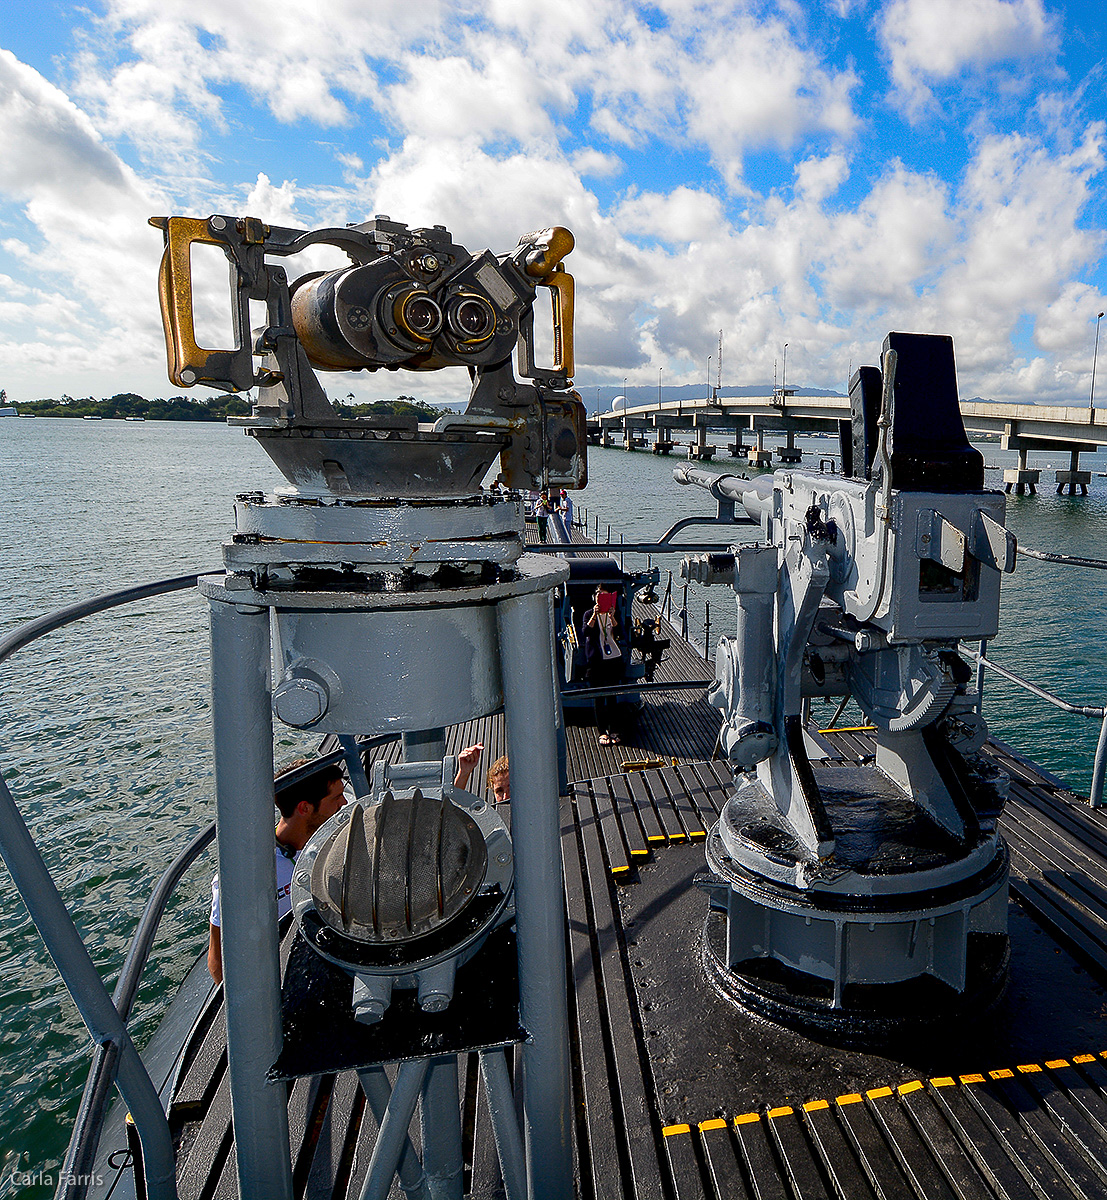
[0,390,442,422]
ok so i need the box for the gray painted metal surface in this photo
[498,590,574,1200]
[208,600,293,1200]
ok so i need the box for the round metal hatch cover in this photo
[309,789,488,944]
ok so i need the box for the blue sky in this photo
[1,0,1105,408]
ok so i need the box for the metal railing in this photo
[0,571,220,1200]
[967,642,1107,807]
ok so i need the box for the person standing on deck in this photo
[207,759,346,983]
[558,489,574,529]
[584,584,623,744]
[536,493,551,542]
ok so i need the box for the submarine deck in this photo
[147,639,1107,1200]
[103,516,1107,1199]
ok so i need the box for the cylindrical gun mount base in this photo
[701,912,1009,1050]
[700,802,1011,1048]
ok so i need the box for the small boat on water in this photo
[82,414,103,421]
[5,213,1107,1200]
[126,415,146,421]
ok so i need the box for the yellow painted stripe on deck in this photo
[663,1124,691,1137]
[647,835,666,843]
[630,848,650,857]
[818,725,877,733]
[682,1047,1107,1137]
[609,864,630,875]
[669,834,688,843]
[690,830,707,840]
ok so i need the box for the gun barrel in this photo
[673,464,774,522]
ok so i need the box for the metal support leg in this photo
[420,1057,463,1200]
[480,1050,527,1200]
[497,589,573,1200]
[551,599,569,796]
[0,776,178,1200]
[358,1068,426,1197]
[209,600,292,1200]
[359,1060,431,1200]
[338,733,372,800]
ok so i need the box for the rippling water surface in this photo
[0,417,1104,1194]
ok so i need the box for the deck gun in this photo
[677,332,1018,1036]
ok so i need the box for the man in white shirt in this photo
[207,759,347,983]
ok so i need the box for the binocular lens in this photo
[397,292,443,341]
[448,295,495,343]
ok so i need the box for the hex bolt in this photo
[272,676,329,727]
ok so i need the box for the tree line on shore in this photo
[1,390,442,421]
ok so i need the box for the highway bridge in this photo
[589,389,1107,494]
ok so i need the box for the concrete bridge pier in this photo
[1003,446,1040,495]
[747,429,772,468]
[687,419,716,460]
[776,430,802,464]
[1056,448,1091,496]
[652,432,673,455]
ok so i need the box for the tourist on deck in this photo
[207,758,347,983]
[584,584,623,745]
[536,493,551,542]
[487,755,510,804]
[558,489,574,529]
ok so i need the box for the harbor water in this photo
[1,416,1106,1195]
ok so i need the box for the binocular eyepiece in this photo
[289,222,530,372]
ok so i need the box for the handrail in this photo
[0,571,216,1200]
[964,646,1105,719]
[965,645,1107,807]
[1019,546,1107,571]
[62,821,217,1199]
[0,571,211,667]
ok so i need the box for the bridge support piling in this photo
[687,420,716,460]
[776,430,802,464]
[1004,447,1040,496]
[747,429,772,468]
[1056,448,1091,495]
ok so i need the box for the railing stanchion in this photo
[1091,712,1107,808]
[976,638,988,713]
